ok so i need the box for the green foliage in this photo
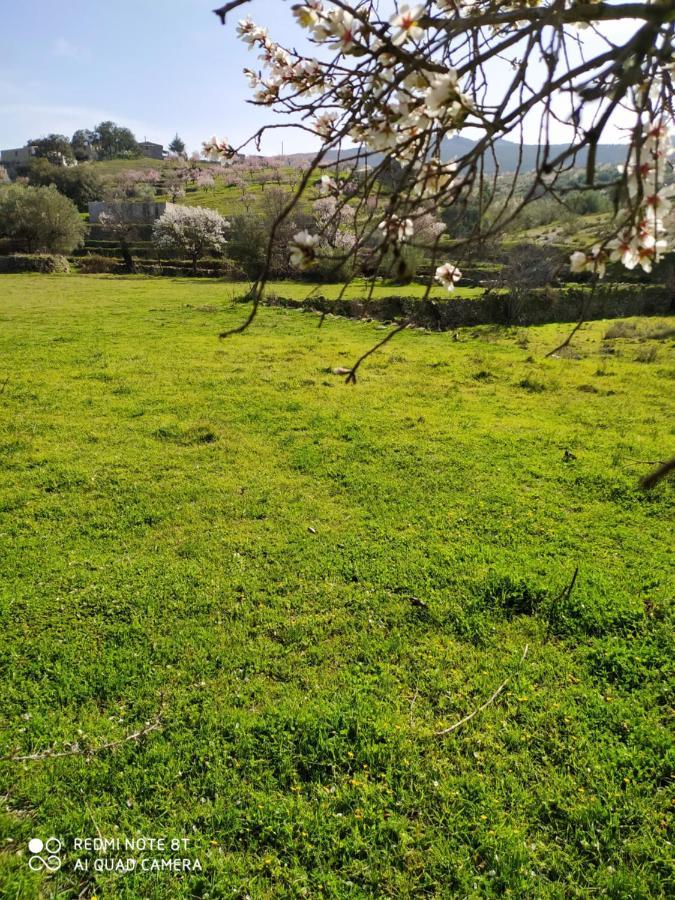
[76,254,121,274]
[220,189,311,279]
[0,184,86,253]
[169,133,186,156]
[0,276,672,898]
[441,195,487,238]
[28,159,105,211]
[564,189,612,216]
[27,133,74,164]
[95,120,140,160]
[226,211,269,278]
[0,253,70,273]
[71,128,98,162]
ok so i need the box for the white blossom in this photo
[289,230,320,270]
[390,5,425,46]
[435,263,462,291]
[378,215,414,245]
[607,233,639,270]
[569,245,607,279]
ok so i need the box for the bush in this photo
[77,255,121,274]
[28,160,105,211]
[0,184,86,253]
[604,321,638,340]
[226,212,268,278]
[635,345,658,363]
[0,253,70,274]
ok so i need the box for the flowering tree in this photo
[196,171,217,191]
[152,205,229,273]
[113,169,160,201]
[209,0,673,480]
[162,167,190,202]
[209,2,672,319]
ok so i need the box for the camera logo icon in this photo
[28,837,62,872]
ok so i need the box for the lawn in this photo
[177,169,312,219]
[223,279,485,302]
[0,275,673,898]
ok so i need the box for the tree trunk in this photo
[120,240,136,274]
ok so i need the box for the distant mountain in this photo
[438,135,629,173]
[283,137,630,173]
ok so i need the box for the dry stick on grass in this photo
[7,698,166,763]
[434,644,529,737]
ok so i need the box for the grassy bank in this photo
[0,275,673,898]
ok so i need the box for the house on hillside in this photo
[1,145,37,177]
[138,141,165,160]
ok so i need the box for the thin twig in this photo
[409,687,420,724]
[346,319,410,383]
[545,318,586,358]
[545,279,597,358]
[213,0,252,25]
[85,802,104,842]
[6,699,165,763]
[546,567,579,641]
[434,644,529,737]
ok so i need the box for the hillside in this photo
[289,137,631,173]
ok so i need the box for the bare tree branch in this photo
[434,645,529,737]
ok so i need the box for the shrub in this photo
[0,253,70,274]
[0,184,86,253]
[77,255,120,274]
[635,345,658,363]
[604,321,638,340]
[226,212,268,278]
[28,159,105,211]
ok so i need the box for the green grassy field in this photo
[220,279,485,301]
[0,275,673,898]
[84,159,167,178]
[178,168,311,219]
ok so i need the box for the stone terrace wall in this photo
[263,284,673,329]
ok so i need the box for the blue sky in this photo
[0,0,315,156]
[1,1,638,157]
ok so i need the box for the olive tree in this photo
[0,184,86,253]
[152,205,229,274]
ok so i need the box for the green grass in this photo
[508,213,612,250]
[242,278,485,301]
[0,274,673,898]
[85,159,166,178]
[175,169,313,219]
